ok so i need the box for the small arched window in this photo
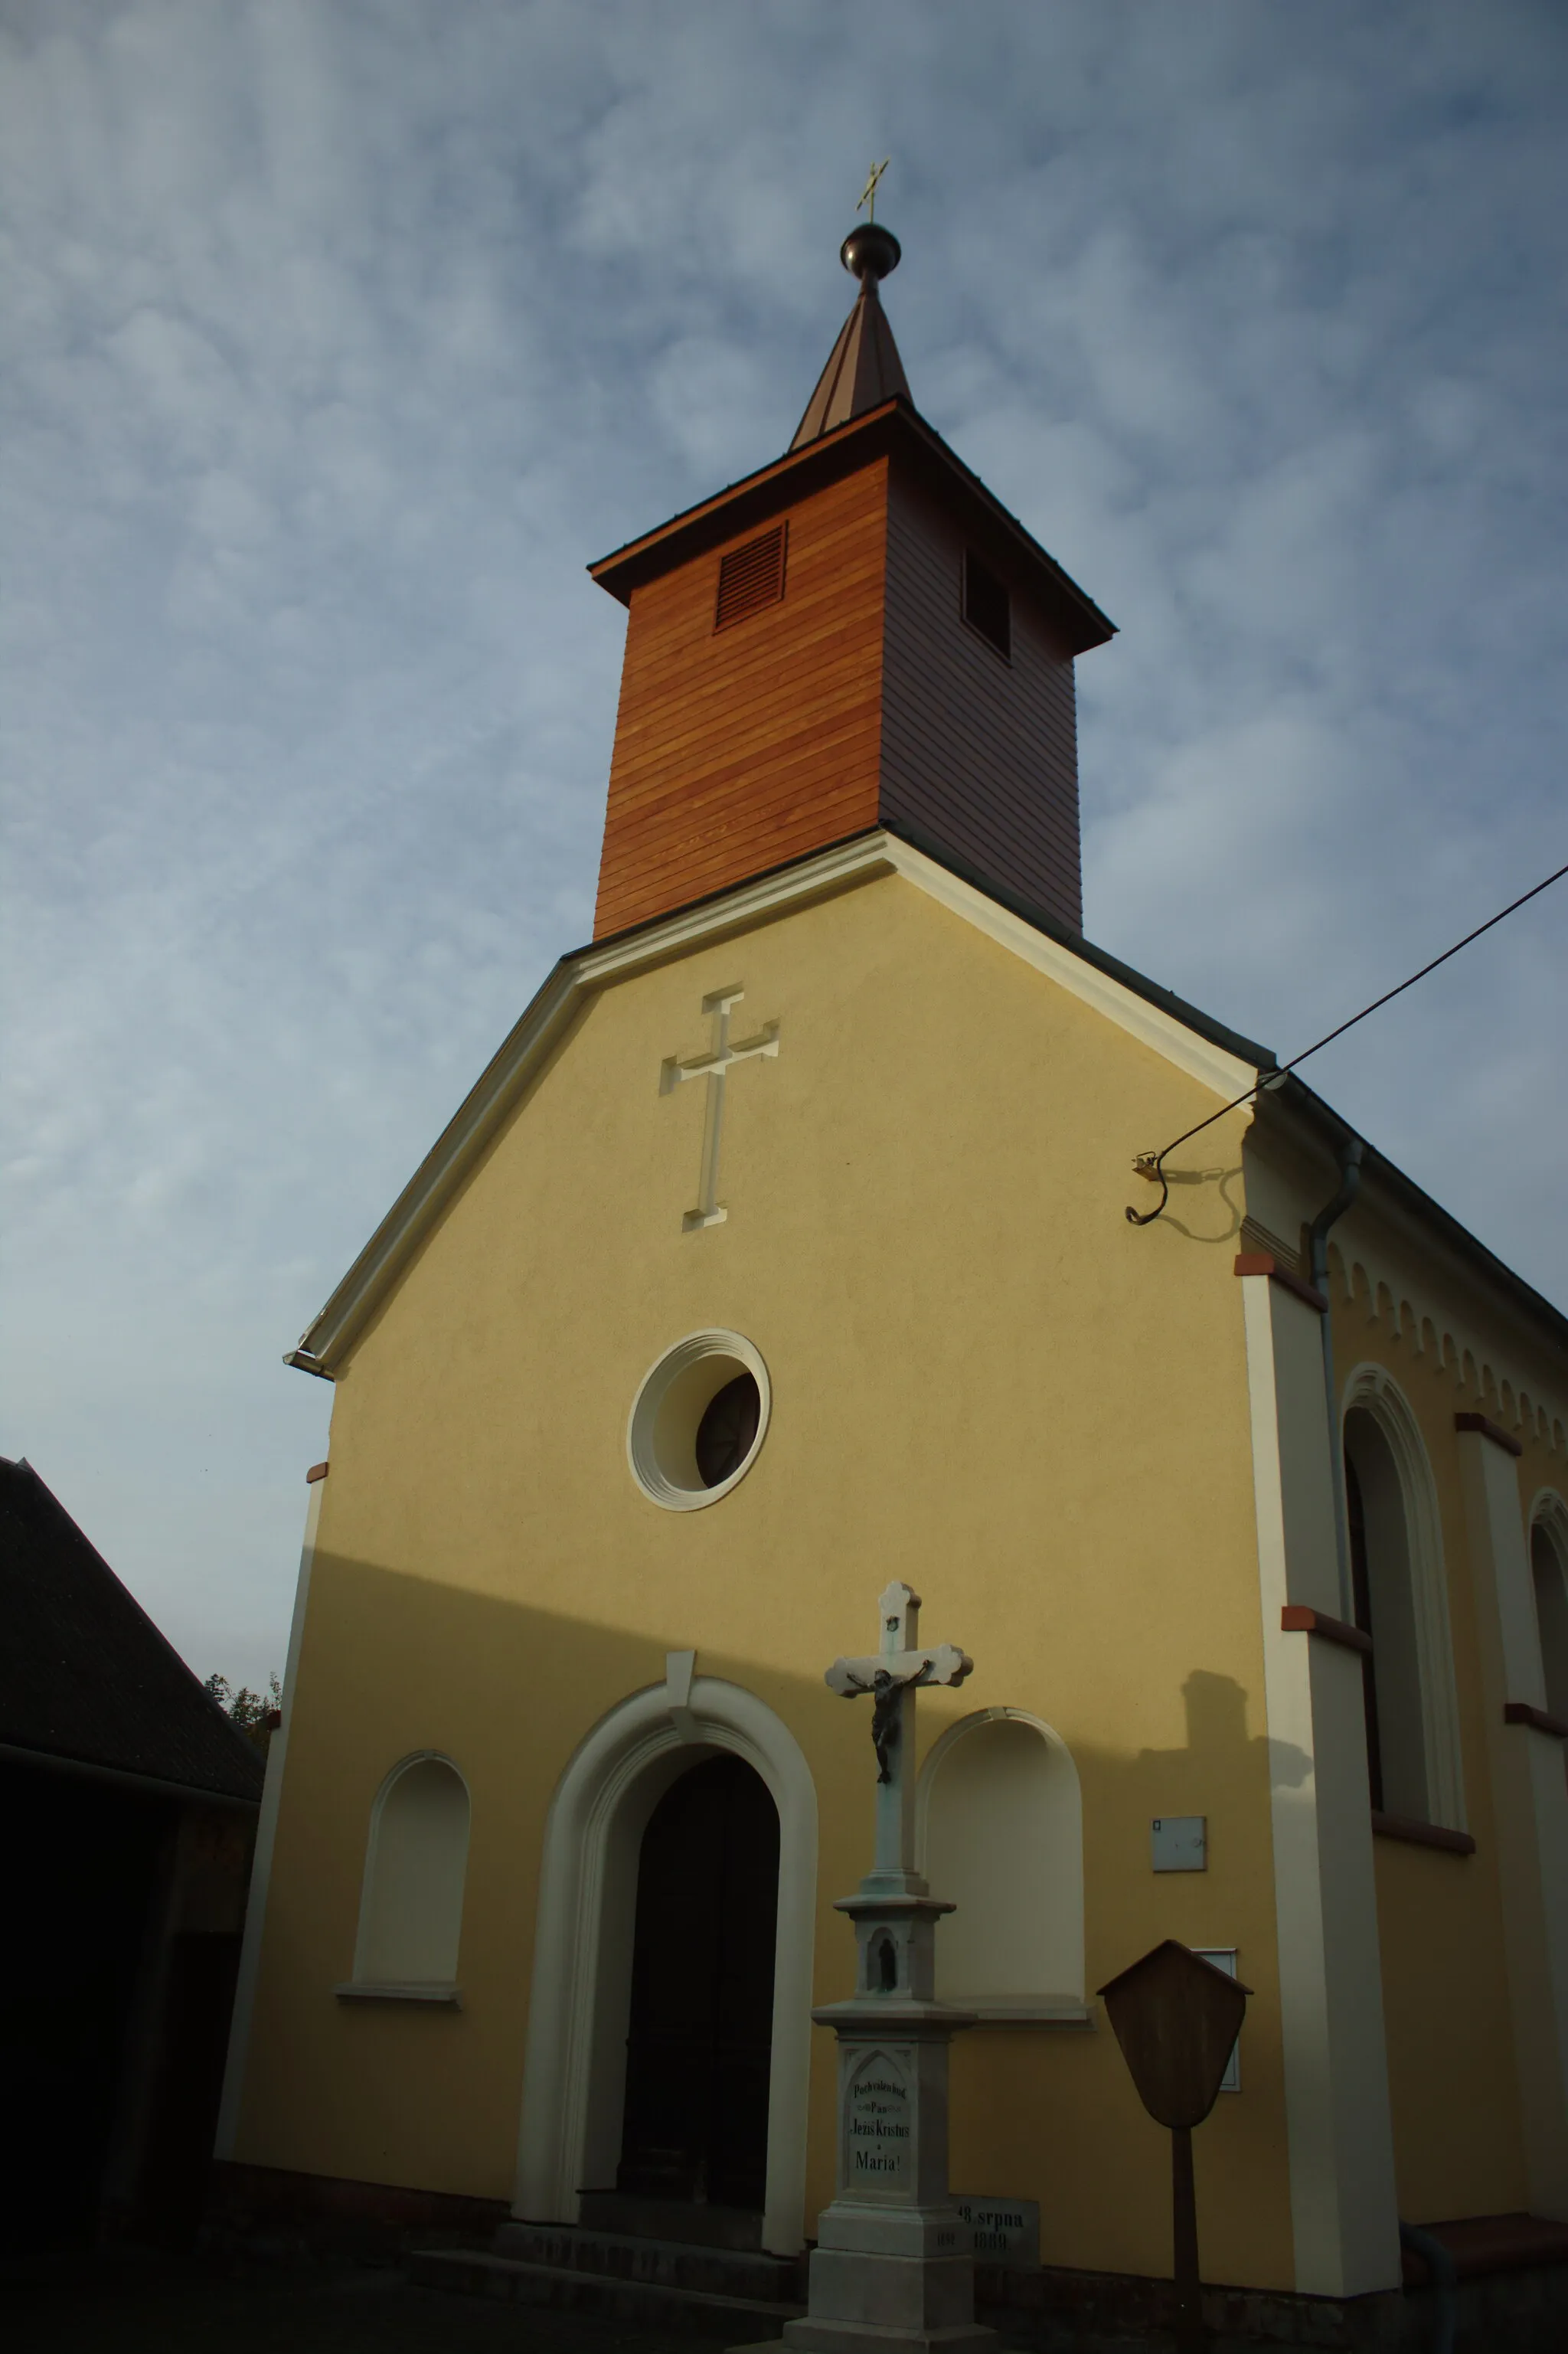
[916,1710,1083,2020]
[1342,1371,1465,1829]
[352,1754,471,1989]
[1530,1507,1568,1723]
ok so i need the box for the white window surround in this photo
[626,1329,772,1511]
[334,1980,462,2006]
[1528,1492,1568,1721]
[350,1750,472,1994]
[513,1670,817,2255]
[1341,1364,1467,1832]
[914,1706,1090,2028]
[1530,1490,1568,1561]
[1192,1949,1242,2091]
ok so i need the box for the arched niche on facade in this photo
[1341,1365,1465,1829]
[1530,1495,1568,1723]
[513,1675,817,2255]
[914,1707,1085,2023]
[351,1751,471,1989]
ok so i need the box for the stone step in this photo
[578,2189,765,2251]
[410,2244,804,2337]
[494,2218,808,2303]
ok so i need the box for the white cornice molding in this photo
[884,838,1258,1100]
[292,832,1259,1372]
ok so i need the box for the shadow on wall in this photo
[228,1545,1334,2290]
[230,1548,1546,2269]
[267,1561,1302,2019]
[1139,1162,1244,1247]
[1142,1668,1311,1797]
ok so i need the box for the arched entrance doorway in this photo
[514,1672,817,2254]
[616,1754,779,2214]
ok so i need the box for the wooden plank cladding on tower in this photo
[880,469,1082,935]
[593,469,887,941]
[589,387,1112,944]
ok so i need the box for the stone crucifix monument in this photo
[779,1581,998,2354]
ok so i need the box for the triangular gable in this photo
[287,829,1269,1376]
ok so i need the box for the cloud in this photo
[2,0,1564,1680]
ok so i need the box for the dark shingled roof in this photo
[0,1457,263,1803]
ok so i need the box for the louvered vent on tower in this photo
[714,525,788,631]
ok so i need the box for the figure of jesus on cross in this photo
[826,1581,972,1897]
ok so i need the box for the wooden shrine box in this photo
[1099,1939,1252,2131]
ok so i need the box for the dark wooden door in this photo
[618,1754,779,2212]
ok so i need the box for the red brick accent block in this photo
[1455,1411,1524,1457]
[1281,1604,1373,1656]
[1233,1254,1328,1313]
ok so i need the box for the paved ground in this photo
[0,2248,1192,2354]
[1,2250,737,2354]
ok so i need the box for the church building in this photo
[215,221,1568,2336]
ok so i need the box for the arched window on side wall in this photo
[1530,1504,1568,1724]
[1342,1370,1465,1830]
[351,1754,471,1991]
[916,1709,1084,2022]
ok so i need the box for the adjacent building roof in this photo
[0,1457,263,1803]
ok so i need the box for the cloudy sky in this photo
[2,1,1565,1689]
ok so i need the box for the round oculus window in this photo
[694,1373,761,1486]
[627,1331,771,1511]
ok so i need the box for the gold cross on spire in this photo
[857,157,890,223]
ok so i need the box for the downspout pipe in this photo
[1399,2220,1457,2354]
[1308,1133,1364,1623]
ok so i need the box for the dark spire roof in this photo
[0,1456,263,1802]
[789,222,911,451]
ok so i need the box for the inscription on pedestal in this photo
[955,2195,1040,2267]
[847,2051,911,2188]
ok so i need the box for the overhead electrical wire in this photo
[1125,858,1568,1228]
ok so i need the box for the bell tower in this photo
[589,222,1114,943]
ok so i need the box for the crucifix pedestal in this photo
[773,1583,998,2354]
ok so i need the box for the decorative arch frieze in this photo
[1328,1244,1566,1460]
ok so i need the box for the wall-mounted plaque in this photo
[1152,1815,1207,1872]
[954,2194,1040,2267]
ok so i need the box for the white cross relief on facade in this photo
[660,987,779,1231]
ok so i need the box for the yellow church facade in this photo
[216,226,1568,2328]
